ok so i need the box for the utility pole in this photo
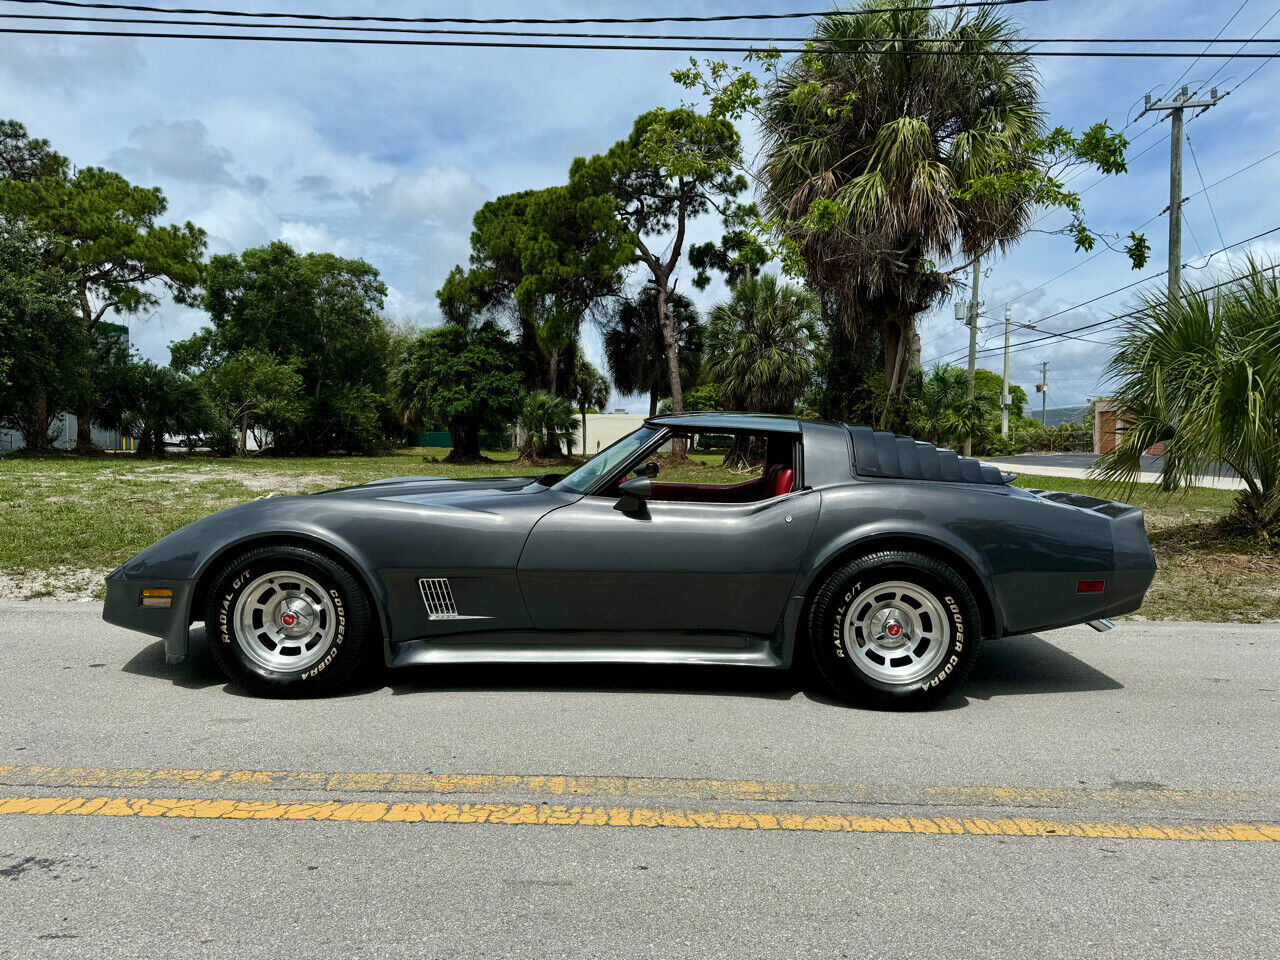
[1037,361,1049,426]
[955,256,982,456]
[1000,303,1011,437]
[1136,85,1225,299]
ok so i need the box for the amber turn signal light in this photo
[140,588,173,608]
[1076,580,1105,594]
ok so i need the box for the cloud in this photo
[363,166,488,231]
[109,119,238,187]
[278,220,360,258]
[0,35,143,95]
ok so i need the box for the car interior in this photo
[611,430,798,504]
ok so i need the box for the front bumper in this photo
[102,569,194,664]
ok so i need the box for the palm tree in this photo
[1096,261,1280,535]
[705,274,819,415]
[910,364,998,451]
[911,365,968,446]
[761,1,1041,398]
[516,390,579,460]
[602,286,702,416]
[570,355,611,457]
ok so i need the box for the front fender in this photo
[106,498,391,664]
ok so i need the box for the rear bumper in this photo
[101,569,193,664]
[997,490,1157,634]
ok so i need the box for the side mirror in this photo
[615,475,652,511]
[637,461,660,478]
[617,476,652,499]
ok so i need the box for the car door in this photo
[516,488,821,638]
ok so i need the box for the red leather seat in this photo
[767,466,794,498]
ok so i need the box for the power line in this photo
[926,224,1280,364]
[1191,5,1280,96]
[1185,132,1226,248]
[0,0,1045,25]
[6,24,1280,55]
[1160,0,1249,97]
[8,12,1280,43]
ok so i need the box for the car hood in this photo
[310,474,553,507]
[111,474,574,583]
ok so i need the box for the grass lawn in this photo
[1,449,1274,621]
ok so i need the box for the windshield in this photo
[553,426,662,495]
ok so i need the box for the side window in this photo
[640,431,797,503]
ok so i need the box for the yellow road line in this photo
[0,794,1276,841]
[0,764,1271,810]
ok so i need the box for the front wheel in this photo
[204,544,374,697]
[806,550,983,709]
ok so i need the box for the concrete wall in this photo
[0,414,123,453]
[570,413,649,456]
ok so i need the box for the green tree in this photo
[1096,261,1280,535]
[439,182,631,396]
[909,363,1003,452]
[674,2,1143,410]
[95,355,210,458]
[705,274,818,414]
[601,286,702,416]
[516,390,579,460]
[0,142,206,448]
[173,348,306,456]
[174,241,390,454]
[974,368,1027,419]
[570,355,611,456]
[571,107,747,437]
[0,119,68,183]
[0,220,85,451]
[390,321,523,461]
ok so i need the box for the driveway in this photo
[0,601,1276,959]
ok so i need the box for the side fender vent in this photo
[419,578,460,620]
[418,578,491,621]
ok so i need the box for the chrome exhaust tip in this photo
[1087,619,1115,632]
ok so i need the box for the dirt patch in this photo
[0,566,113,601]
[231,473,347,495]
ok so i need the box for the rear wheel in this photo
[806,550,983,708]
[204,544,374,697]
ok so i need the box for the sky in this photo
[2,0,1278,413]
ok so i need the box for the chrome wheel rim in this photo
[232,570,337,673]
[842,580,951,685]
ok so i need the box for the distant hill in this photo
[1030,405,1088,427]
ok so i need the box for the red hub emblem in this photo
[281,612,297,627]
[886,623,901,638]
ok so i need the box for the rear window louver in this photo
[848,426,1010,485]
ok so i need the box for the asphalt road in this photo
[0,601,1277,959]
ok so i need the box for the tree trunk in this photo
[448,424,482,461]
[74,402,93,450]
[655,282,687,459]
[238,411,249,456]
[28,392,51,453]
[648,389,658,417]
[73,285,99,453]
[580,407,587,457]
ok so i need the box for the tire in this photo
[806,550,983,709]
[204,544,375,697]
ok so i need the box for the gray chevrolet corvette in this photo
[103,413,1156,707]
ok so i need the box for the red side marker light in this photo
[1076,580,1105,594]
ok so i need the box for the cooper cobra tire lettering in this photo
[805,551,983,709]
[204,546,374,698]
